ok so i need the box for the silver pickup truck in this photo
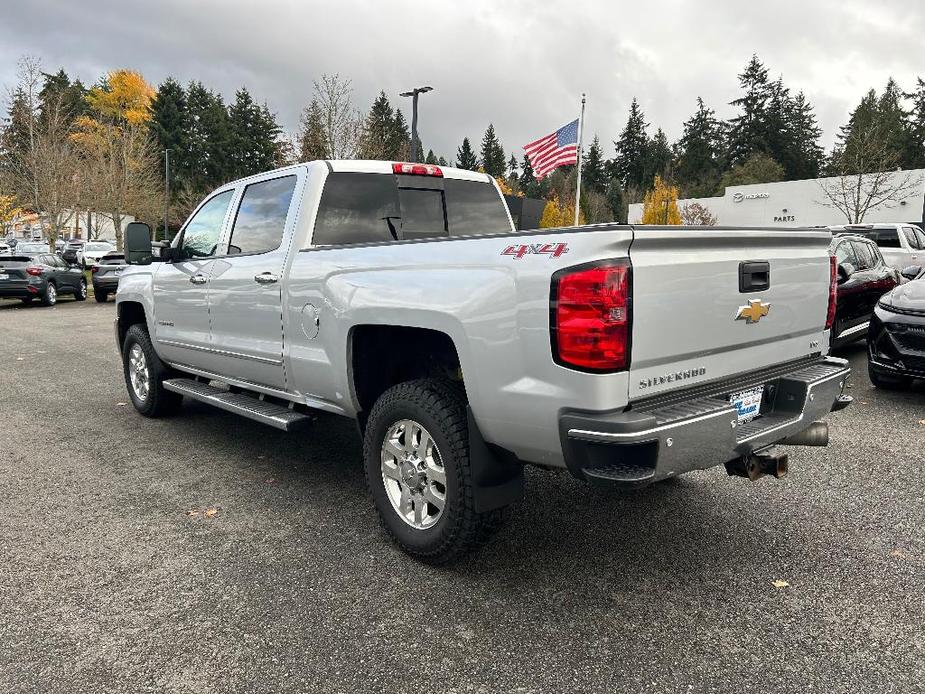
[116,160,852,563]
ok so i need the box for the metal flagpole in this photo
[574,93,586,226]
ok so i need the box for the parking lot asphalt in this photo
[1,297,923,694]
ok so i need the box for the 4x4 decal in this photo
[501,242,569,260]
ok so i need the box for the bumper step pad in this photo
[163,378,312,431]
[582,462,656,486]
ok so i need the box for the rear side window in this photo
[835,241,859,267]
[850,241,875,270]
[227,175,297,255]
[903,227,922,250]
[311,173,509,247]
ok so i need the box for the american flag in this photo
[523,119,579,179]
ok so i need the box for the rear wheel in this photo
[363,379,509,564]
[121,324,182,417]
[41,282,57,306]
[95,290,109,303]
[74,278,87,301]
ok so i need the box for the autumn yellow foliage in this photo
[86,70,154,125]
[0,194,21,232]
[641,175,681,225]
[495,176,514,196]
[540,196,586,228]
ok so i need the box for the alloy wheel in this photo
[128,343,150,402]
[380,419,447,529]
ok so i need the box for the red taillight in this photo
[91,266,99,273]
[26,266,43,276]
[826,254,837,330]
[392,162,443,177]
[552,260,631,372]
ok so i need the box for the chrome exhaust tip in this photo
[779,421,829,447]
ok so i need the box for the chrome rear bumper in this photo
[560,357,851,486]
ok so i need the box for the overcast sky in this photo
[1,0,922,162]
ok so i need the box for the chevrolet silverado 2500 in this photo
[116,160,852,563]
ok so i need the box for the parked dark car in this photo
[90,252,126,302]
[830,233,900,348]
[61,239,85,264]
[0,253,87,306]
[868,265,925,388]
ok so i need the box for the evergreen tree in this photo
[424,149,438,165]
[785,91,824,179]
[581,136,608,193]
[835,89,888,175]
[878,78,914,168]
[613,98,650,190]
[643,128,672,186]
[228,88,282,179]
[507,153,518,180]
[519,154,539,197]
[606,179,627,223]
[186,81,233,191]
[361,91,395,159]
[437,155,448,167]
[149,77,189,191]
[390,109,410,160]
[456,137,478,171]
[480,123,506,176]
[38,69,87,127]
[905,78,925,168]
[727,55,772,166]
[0,88,34,165]
[297,99,327,161]
[676,97,722,194]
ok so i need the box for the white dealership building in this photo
[628,168,925,227]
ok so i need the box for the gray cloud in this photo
[1,0,923,163]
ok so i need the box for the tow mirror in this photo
[900,265,922,281]
[125,222,153,265]
[837,262,855,282]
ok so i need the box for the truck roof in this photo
[326,159,494,183]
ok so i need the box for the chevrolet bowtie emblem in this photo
[735,299,771,324]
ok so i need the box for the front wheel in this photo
[95,290,109,303]
[363,379,508,564]
[121,324,182,417]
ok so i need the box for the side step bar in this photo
[163,378,312,431]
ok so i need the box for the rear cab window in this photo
[310,172,510,247]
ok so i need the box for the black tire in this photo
[868,364,908,390]
[20,297,33,305]
[121,324,182,417]
[41,282,57,306]
[74,278,87,301]
[95,290,109,303]
[363,378,508,564]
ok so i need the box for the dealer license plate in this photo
[729,386,764,423]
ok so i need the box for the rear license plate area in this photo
[729,385,764,423]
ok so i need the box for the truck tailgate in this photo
[628,227,832,400]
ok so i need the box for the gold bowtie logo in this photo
[736,299,771,324]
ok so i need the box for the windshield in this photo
[848,228,901,248]
[17,243,47,254]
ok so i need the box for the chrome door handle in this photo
[189,274,207,285]
[254,272,279,284]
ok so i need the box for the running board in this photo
[163,378,312,431]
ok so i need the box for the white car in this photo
[830,223,925,273]
[77,241,116,268]
[0,243,11,257]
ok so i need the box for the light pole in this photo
[163,149,170,241]
[399,86,433,162]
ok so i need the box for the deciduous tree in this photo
[640,175,681,225]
